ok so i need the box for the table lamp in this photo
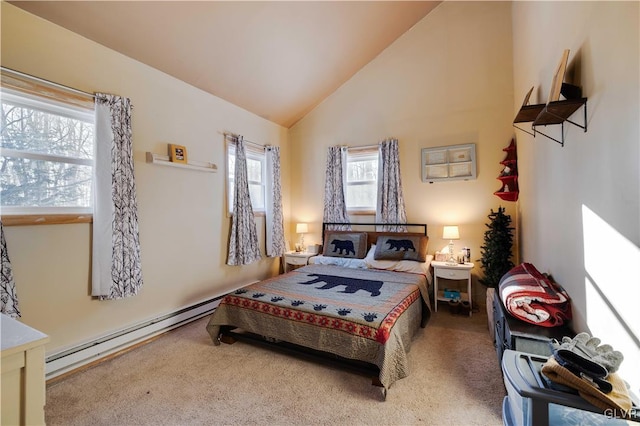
[442,225,460,265]
[296,223,308,252]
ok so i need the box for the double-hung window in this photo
[345,148,378,214]
[226,142,266,215]
[1,86,95,216]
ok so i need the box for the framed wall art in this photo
[169,144,188,164]
[421,143,477,183]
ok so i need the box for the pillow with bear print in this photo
[322,232,368,259]
[373,235,429,262]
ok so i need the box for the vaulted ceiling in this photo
[10,1,441,128]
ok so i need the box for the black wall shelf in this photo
[513,97,588,147]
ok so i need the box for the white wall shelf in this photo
[145,152,217,173]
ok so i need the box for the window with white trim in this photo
[1,88,95,215]
[226,142,266,215]
[345,148,378,213]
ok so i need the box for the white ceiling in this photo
[9,1,440,128]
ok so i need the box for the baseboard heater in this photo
[45,296,223,380]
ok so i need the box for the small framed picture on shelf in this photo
[169,144,187,164]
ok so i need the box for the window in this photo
[1,88,95,215]
[226,142,266,214]
[345,148,378,213]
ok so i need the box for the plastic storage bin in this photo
[491,289,575,367]
[501,350,638,426]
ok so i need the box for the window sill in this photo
[348,210,375,216]
[1,214,93,226]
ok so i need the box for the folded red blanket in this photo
[499,263,572,327]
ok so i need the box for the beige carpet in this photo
[45,307,506,425]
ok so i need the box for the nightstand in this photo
[431,261,474,316]
[282,251,315,273]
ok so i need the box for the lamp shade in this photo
[296,223,308,234]
[442,225,460,240]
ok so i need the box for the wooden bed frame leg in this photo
[219,334,237,345]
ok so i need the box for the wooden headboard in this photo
[321,222,428,249]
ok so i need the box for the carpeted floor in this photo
[45,306,506,425]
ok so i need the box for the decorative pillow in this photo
[322,232,368,259]
[365,245,432,275]
[373,235,429,262]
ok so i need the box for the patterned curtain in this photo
[227,135,262,265]
[0,221,20,318]
[323,146,350,231]
[265,146,286,257]
[376,138,407,232]
[92,94,144,300]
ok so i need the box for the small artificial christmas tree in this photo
[479,206,514,288]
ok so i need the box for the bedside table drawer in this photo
[435,268,469,280]
[286,256,309,266]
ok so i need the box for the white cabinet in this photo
[1,314,49,426]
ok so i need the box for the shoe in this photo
[460,301,471,316]
[449,299,461,315]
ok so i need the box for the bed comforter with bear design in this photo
[206,264,430,389]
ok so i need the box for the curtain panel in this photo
[92,94,144,300]
[227,135,261,265]
[265,146,286,257]
[376,138,407,232]
[0,221,20,318]
[323,146,351,231]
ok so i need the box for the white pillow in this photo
[308,255,368,269]
[364,244,432,275]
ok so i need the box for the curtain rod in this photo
[221,131,267,149]
[0,66,95,99]
[347,144,378,151]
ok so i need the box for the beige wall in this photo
[289,1,516,303]
[512,1,639,393]
[1,3,291,352]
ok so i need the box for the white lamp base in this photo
[446,240,457,265]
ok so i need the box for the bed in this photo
[206,223,432,396]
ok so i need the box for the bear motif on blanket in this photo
[299,273,383,297]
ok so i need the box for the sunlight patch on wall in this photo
[585,276,640,395]
[582,204,640,394]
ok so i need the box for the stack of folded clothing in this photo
[541,332,634,419]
